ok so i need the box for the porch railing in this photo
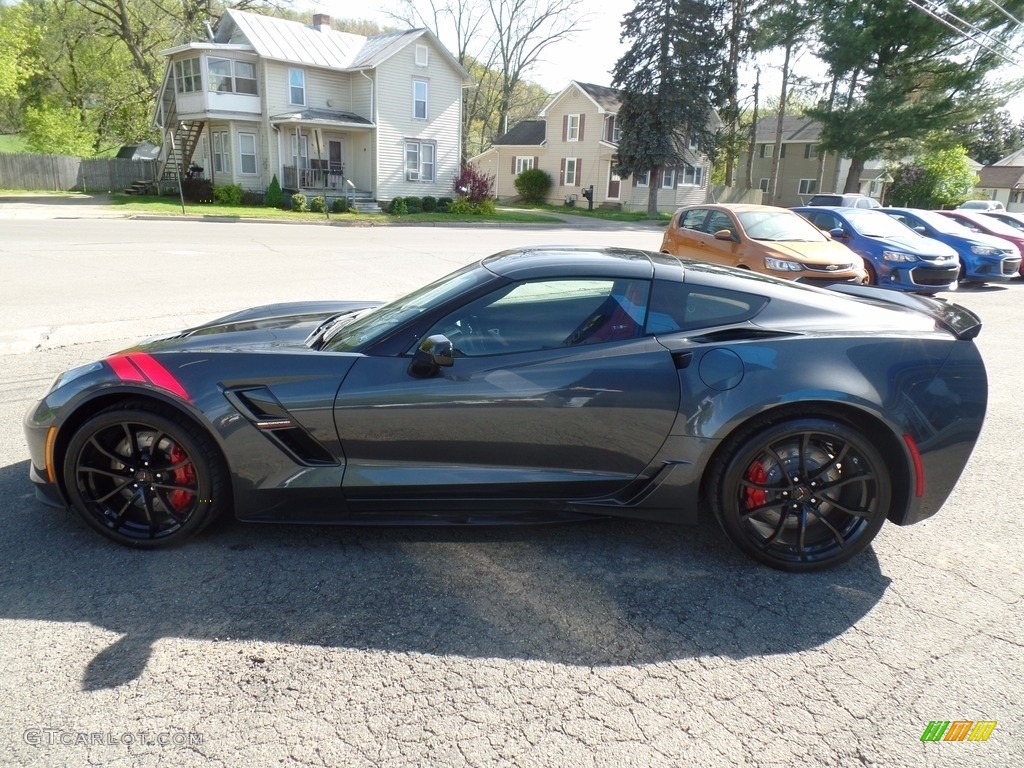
[282,165,346,191]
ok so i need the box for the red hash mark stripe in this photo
[106,353,190,401]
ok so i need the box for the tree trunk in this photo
[648,168,660,217]
[768,43,792,205]
[844,157,866,193]
[745,68,759,192]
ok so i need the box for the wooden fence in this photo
[0,153,157,193]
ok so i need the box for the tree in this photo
[753,0,815,205]
[886,146,978,209]
[612,0,725,215]
[807,0,1024,192]
[717,0,763,186]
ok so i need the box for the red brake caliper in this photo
[168,443,196,511]
[745,460,768,510]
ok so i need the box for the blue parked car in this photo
[881,208,1020,283]
[792,207,960,293]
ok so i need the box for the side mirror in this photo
[713,228,736,241]
[829,227,846,240]
[408,334,454,378]
[913,225,927,235]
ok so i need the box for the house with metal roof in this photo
[470,81,712,213]
[152,9,472,206]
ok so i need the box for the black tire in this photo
[709,417,890,571]
[63,404,228,547]
[863,261,878,286]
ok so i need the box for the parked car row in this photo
[660,203,1023,293]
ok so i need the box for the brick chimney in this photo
[312,13,331,31]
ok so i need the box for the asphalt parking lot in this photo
[0,206,1021,766]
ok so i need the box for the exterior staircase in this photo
[153,81,204,185]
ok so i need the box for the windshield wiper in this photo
[306,311,361,350]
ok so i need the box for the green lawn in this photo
[108,194,564,224]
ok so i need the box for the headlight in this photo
[882,250,917,262]
[970,245,999,256]
[49,361,103,393]
[764,257,803,272]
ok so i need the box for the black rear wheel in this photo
[63,404,227,547]
[710,418,890,571]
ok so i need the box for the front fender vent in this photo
[224,386,338,466]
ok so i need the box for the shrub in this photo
[422,195,437,212]
[265,175,284,208]
[388,197,408,215]
[404,195,423,213]
[513,168,552,204]
[291,193,308,212]
[447,197,475,215]
[241,190,265,206]
[310,195,327,213]
[437,196,453,212]
[452,164,494,204]
[332,197,349,213]
[214,183,244,206]
[475,198,496,215]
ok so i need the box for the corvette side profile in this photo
[24,247,987,571]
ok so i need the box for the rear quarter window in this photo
[647,281,768,333]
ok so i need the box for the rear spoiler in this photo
[827,284,982,340]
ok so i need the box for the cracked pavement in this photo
[0,215,1020,766]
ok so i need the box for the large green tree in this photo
[612,0,725,215]
[807,0,1024,192]
[886,146,978,209]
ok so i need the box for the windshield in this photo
[737,210,827,242]
[908,210,973,236]
[846,210,917,238]
[321,262,486,352]
[960,213,1021,237]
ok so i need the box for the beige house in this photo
[740,116,895,207]
[152,9,472,204]
[471,81,712,213]
[975,148,1024,211]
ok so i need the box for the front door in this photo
[607,165,621,199]
[333,277,681,507]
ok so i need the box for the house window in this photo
[779,144,787,158]
[174,58,201,94]
[661,167,676,188]
[1011,189,1023,204]
[688,136,699,152]
[405,140,436,182]
[758,178,770,192]
[207,58,257,95]
[515,156,534,174]
[238,132,257,175]
[567,114,580,142]
[606,116,621,143]
[804,143,816,159]
[413,80,428,119]
[564,157,578,186]
[416,44,429,66]
[758,144,773,159]
[636,170,649,187]
[682,163,704,186]
[212,131,229,173]
[289,68,305,105]
[798,178,818,195]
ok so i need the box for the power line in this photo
[906,0,1024,70]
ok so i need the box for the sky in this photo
[303,0,1024,120]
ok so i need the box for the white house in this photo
[152,9,472,204]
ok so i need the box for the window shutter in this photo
[632,174,638,187]
[512,157,517,174]
[579,114,585,142]
[577,158,583,184]
[560,158,566,186]
[534,155,539,168]
[562,115,568,142]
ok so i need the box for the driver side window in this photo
[420,278,650,356]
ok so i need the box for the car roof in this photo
[481,246,677,280]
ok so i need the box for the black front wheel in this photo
[63,404,227,547]
[709,418,890,571]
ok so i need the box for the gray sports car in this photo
[24,246,987,571]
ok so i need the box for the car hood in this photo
[132,301,381,354]
[865,234,958,257]
[761,240,859,265]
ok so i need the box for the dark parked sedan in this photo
[24,247,987,571]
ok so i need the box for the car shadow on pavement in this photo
[0,460,889,690]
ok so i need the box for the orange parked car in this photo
[660,204,868,286]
